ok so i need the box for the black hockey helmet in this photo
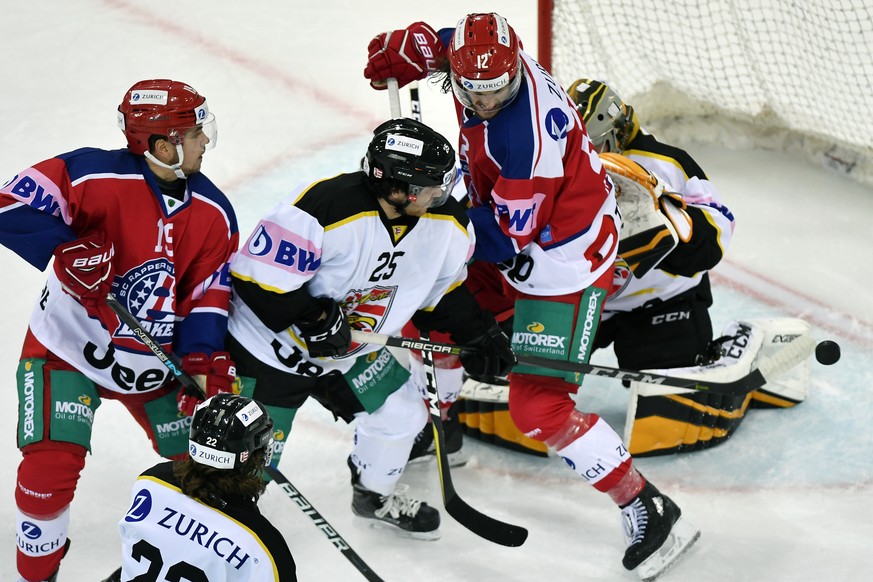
[567,78,640,153]
[189,394,274,470]
[363,118,457,209]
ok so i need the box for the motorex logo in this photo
[124,489,153,523]
[20,521,42,540]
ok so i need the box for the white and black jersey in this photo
[604,131,736,315]
[118,462,296,582]
[229,172,475,377]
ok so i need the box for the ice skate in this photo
[349,457,441,540]
[621,482,700,581]
[408,402,469,468]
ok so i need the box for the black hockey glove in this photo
[458,312,517,382]
[296,298,351,358]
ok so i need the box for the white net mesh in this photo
[548,0,873,185]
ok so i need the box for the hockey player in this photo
[106,394,296,581]
[226,117,515,540]
[417,80,809,459]
[0,79,239,582]
[364,13,699,579]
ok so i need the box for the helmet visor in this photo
[408,167,456,208]
[171,112,218,151]
[451,66,522,114]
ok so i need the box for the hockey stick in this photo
[409,81,422,121]
[419,332,529,547]
[387,77,401,118]
[106,293,201,394]
[265,466,385,582]
[106,294,385,580]
[377,83,526,545]
[351,330,817,396]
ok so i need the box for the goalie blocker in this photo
[457,318,811,457]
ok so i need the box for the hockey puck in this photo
[815,340,841,365]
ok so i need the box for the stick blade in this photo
[444,496,529,547]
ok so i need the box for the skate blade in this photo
[408,448,469,468]
[636,517,700,582]
[356,516,442,541]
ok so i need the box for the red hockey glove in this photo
[364,22,444,89]
[176,352,238,417]
[53,233,118,327]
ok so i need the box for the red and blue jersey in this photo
[437,38,620,295]
[0,147,238,393]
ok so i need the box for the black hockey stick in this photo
[106,294,385,580]
[418,332,529,547]
[409,81,422,121]
[351,330,816,396]
[266,466,385,582]
[106,293,201,393]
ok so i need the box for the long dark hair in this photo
[173,448,268,509]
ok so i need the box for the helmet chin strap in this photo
[145,144,187,179]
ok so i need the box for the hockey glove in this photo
[52,233,118,327]
[296,298,351,358]
[364,22,444,89]
[176,352,238,417]
[458,312,517,382]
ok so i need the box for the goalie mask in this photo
[189,394,274,470]
[567,78,639,153]
[363,118,456,213]
[447,13,523,115]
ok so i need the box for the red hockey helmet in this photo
[117,79,216,155]
[447,13,523,112]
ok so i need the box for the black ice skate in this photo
[408,401,469,467]
[621,481,700,581]
[348,456,441,540]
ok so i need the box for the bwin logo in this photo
[21,521,42,540]
[248,225,273,257]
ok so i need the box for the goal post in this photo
[537,0,873,186]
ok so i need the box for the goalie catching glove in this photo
[600,153,692,277]
[364,22,444,89]
[176,352,238,417]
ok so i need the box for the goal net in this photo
[538,0,873,186]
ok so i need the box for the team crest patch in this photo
[343,285,398,357]
[113,258,176,345]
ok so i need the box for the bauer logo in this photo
[385,134,423,156]
[124,489,153,523]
